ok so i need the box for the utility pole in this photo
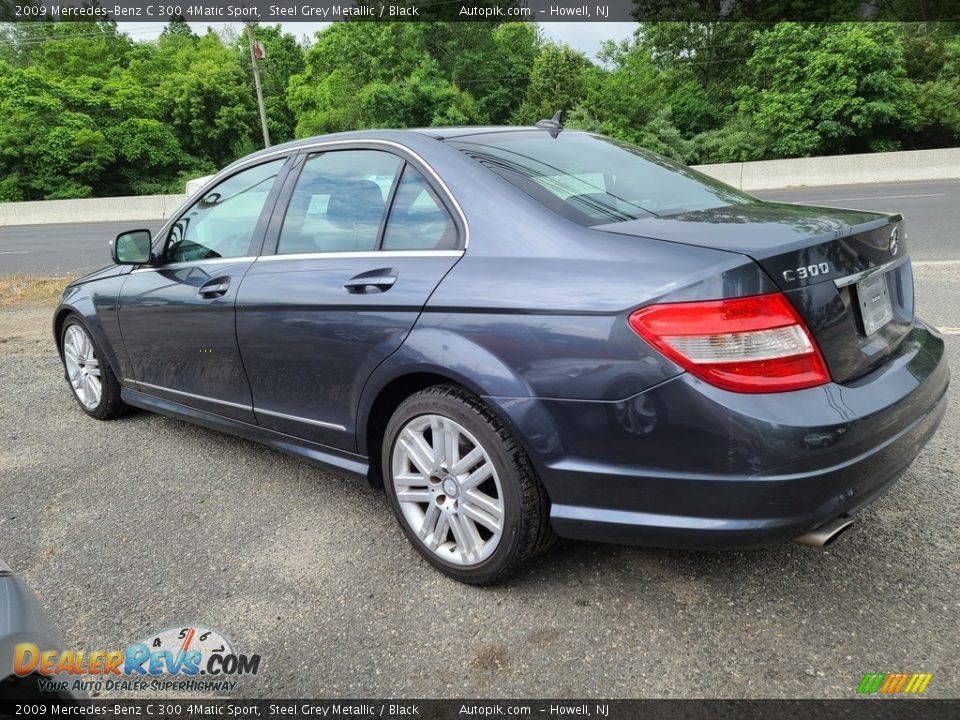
[246,22,271,148]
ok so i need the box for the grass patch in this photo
[0,274,72,308]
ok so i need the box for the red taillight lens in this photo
[628,293,830,393]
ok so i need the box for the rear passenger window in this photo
[382,167,458,251]
[278,150,402,254]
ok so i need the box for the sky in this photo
[117,21,639,61]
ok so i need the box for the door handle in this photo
[343,269,398,294]
[198,279,230,298]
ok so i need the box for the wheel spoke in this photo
[396,488,432,503]
[427,513,450,550]
[443,423,459,472]
[451,446,483,475]
[417,503,441,541]
[461,460,494,491]
[77,379,89,404]
[393,473,429,488]
[84,375,100,404]
[448,512,482,563]
[430,416,446,467]
[462,489,503,533]
[398,429,436,476]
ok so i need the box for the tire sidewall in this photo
[382,390,525,583]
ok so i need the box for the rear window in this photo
[449,131,755,226]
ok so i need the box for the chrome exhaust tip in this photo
[792,516,855,548]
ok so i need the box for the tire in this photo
[382,385,554,584]
[60,316,128,420]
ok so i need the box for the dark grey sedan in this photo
[53,124,948,583]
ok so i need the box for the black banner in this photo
[2,0,960,23]
[2,700,960,720]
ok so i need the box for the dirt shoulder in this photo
[0,276,69,356]
[0,303,56,356]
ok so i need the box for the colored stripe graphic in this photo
[857,673,885,693]
[857,672,932,694]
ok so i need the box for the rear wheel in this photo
[61,317,127,420]
[382,385,554,584]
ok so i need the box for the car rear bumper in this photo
[490,320,949,548]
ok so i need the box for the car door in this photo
[118,157,291,423]
[235,146,464,451]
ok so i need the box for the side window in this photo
[382,167,458,251]
[166,159,285,263]
[277,150,402,254]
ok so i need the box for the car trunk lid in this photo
[596,201,914,384]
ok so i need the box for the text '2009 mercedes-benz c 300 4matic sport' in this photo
[53,121,948,583]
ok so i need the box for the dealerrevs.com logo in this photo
[856,672,933,696]
[13,625,260,694]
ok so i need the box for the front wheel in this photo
[61,317,127,420]
[382,385,554,584]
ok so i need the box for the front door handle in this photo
[198,279,230,298]
[343,268,398,294]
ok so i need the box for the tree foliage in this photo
[0,20,304,200]
[0,19,958,200]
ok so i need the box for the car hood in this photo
[67,264,125,289]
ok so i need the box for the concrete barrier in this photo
[692,147,960,191]
[0,194,186,227]
[1,147,958,226]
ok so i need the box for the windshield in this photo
[449,131,755,226]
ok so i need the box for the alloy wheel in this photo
[63,324,102,410]
[391,414,505,566]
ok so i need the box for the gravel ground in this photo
[1,266,958,699]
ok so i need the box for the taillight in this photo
[628,293,830,393]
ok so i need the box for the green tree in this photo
[288,23,491,136]
[736,22,920,156]
[914,34,960,147]
[512,42,595,124]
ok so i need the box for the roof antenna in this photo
[535,110,564,137]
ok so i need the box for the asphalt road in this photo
[0,263,958,698]
[754,179,959,261]
[0,179,957,277]
[0,219,162,277]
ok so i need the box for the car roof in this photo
[234,126,555,165]
[408,126,546,139]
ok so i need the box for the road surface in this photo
[0,179,957,276]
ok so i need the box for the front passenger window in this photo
[167,159,285,263]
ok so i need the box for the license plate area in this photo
[857,272,894,336]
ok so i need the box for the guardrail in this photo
[1,147,958,226]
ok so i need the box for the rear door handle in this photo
[198,279,230,298]
[343,268,398,294]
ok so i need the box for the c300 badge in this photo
[782,262,832,283]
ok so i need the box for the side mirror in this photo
[112,229,153,265]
